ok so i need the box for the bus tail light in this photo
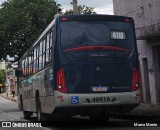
[124,18,130,22]
[56,68,67,93]
[131,68,139,91]
[61,17,68,21]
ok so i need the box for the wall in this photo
[113,0,160,28]
[113,0,160,104]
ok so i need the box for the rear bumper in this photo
[52,104,139,117]
[54,90,141,109]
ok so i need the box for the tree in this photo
[0,70,6,84]
[0,0,60,61]
[64,5,96,15]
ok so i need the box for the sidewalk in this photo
[0,93,17,102]
[131,103,160,116]
[130,103,160,121]
[113,103,160,122]
[0,93,160,121]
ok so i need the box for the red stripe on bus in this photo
[63,46,130,52]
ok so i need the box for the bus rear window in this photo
[60,21,134,50]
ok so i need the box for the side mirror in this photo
[15,69,23,77]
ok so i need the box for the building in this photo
[0,61,17,95]
[0,61,6,70]
[6,69,16,94]
[6,62,18,95]
[113,0,160,104]
[0,61,8,93]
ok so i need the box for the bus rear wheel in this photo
[23,111,32,119]
[36,97,47,121]
[18,95,23,111]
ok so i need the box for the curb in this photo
[0,95,17,102]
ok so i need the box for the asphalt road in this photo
[0,96,159,130]
[0,96,24,121]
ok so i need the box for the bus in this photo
[16,14,141,122]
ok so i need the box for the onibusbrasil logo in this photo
[1,122,42,128]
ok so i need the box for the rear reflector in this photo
[56,68,67,93]
[136,94,141,97]
[64,46,130,52]
[131,68,139,91]
[57,96,63,99]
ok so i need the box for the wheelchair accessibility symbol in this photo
[71,96,79,104]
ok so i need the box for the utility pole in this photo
[71,0,79,14]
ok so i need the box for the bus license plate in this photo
[92,97,110,102]
[92,86,107,92]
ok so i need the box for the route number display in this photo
[110,31,126,40]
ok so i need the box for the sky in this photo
[0,0,113,15]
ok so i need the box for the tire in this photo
[36,97,46,121]
[23,111,32,119]
[18,96,23,111]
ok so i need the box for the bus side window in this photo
[43,39,46,53]
[22,59,25,78]
[28,52,32,75]
[46,34,50,64]
[26,56,29,77]
[49,32,53,58]
[39,41,43,70]
[31,50,34,74]
[39,55,43,70]
[24,58,27,77]
[33,46,38,73]
[37,45,40,71]
[33,48,35,74]
[52,27,55,64]
[42,40,45,68]
[50,32,52,48]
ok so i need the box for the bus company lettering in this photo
[112,86,130,89]
[90,53,108,57]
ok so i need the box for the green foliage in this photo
[64,5,96,15]
[0,0,60,60]
[0,70,6,84]
[78,5,96,14]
